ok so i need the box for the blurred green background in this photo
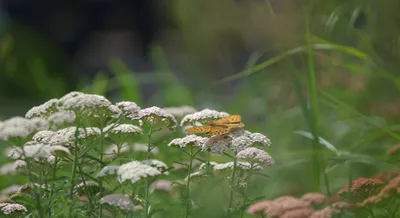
[1,0,400,208]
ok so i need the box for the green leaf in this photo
[293,130,341,155]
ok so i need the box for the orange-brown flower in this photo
[265,197,312,217]
[357,195,383,207]
[337,178,384,201]
[280,207,315,218]
[377,176,400,198]
[387,144,400,156]
[301,192,327,205]
[375,170,400,183]
[247,200,275,215]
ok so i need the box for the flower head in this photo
[103,124,143,137]
[236,147,275,166]
[25,98,60,118]
[301,192,327,205]
[387,144,400,156]
[100,194,133,211]
[180,109,229,126]
[0,161,26,175]
[213,161,262,172]
[337,178,384,201]
[280,207,315,218]
[117,161,162,184]
[46,111,76,127]
[0,185,21,196]
[163,106,197,118]
[36,127,101,145]
[8,142,70,161]
[97,165,120,178]
[116,101,141,119]
[141,160,168,174]
[310,207,340,218]
[203,135,231,155]
[0,117,48,141]
[0,203,27,215]
[150,180,173,193]
[138,106,177,130]
[168,135,208,148]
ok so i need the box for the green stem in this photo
[306,13,321,192]
[99,124,105,218]
[184,146,194,218]
[25,161,44,218]
[240,165,253,218]
[145,126,154,218]
[227,157,238,217]
[47,157,58,216]
[68,124,80,217]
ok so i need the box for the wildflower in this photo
[184,171,205,182]
[25,98,60,118]
[168,135,208,148]
[357,195,383,207]
[301,192,327,205]
[41,127,101,145]
[0,203,27,215]
[100,194,133,211]
[58,91,85,102]
[236,147,275,166]
[46,111,75,127]
[60,92,121,117]
[132,143,159,155]
[387,144,400,156]
[212,161,263,173]
[376,176,400,198]
[203,135,231,155]
[117,161,162,184]
[265,197,312,217]
[229,130,271,152]
[280,207,315,218]
[163,106,197,118]
[0,117,48,140]
[32,130,56,144]
[375,169,400,183]
[138,106,177,130]
[0,185,21,196]
[0,160,26,175]
[247,200,276,215]
[150,180,173,192]
[103,123,143,136]
[0,196,10,203]
[97,165,120,178]
[141,160,168,174]
[199,162,219,171]
[171,160,201,171]
[180,109,229,126]
[116,101,141,119]
[74,181,101,196]
[104,144,131,159]
[331,201,353,210]
[337,178,384,201]
[8,143,70,161]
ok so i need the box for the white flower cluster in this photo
[213,161,263,171]
[203,135,232,155]
[236,147,275,166]
[138,106,178,130]
[47,111,76,127]
[141,159,169,174]
[25,98,59,118]
[168,135,208,148]
[97,165,120,178]
[103,123,143,136]
[0,117,48,140]
[8,142,70,162]
[32,127,101,145]
[0,185,21,196]
[117,160,164,184]
[0,160,26,175]
[150,180,173,192]
[163,106,197,118]
[229,130,271,152]
[100,194,133,211]
[116,101,141,119]
[180,109,229,126]
[0,203,27,215]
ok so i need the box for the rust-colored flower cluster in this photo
[357,176,400,207]
[247,193,352,218]
[387,144,400,156]
[337,177,384,201]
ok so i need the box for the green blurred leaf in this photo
[294,130,341,155]
[82,71,109,95]
[109,59,142,104]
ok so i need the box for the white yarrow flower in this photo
[132,143,159,154]
[203,135,231,155]
[236,147,275,166]
[163,106,197,118]
[97,165,120,178]
[180,109,229,126]
[25,98,60,118]
[141,160,168,174]
[0,117,48,140]
[8,143,70,160]
[103,123,143,135]
[138,106,178,130]
[0,160,26,175]
[168,135,208,148]
[100,194,133,211]
[0,203,27,215]
[116,101,141,119]
[47,111,76,127]
[118,161,162,184]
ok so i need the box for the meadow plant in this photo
[0,91,274,217]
